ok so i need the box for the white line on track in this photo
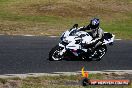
[0,34,123,40]
[23,35,35,36]
[49,36,58,38]
[0,70,132,78]
[115,39,122,40]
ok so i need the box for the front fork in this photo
[59,43,66,56]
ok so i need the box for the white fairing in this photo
[59,28,93,56]
[103,32,115,44]
[64,31,92,49]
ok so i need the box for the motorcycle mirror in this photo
[73,24,78,28]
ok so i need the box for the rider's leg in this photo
[88,41,103,59]
[94,41,102,49]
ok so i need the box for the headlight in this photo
[61,41,69,46]
[75,40,81,44]
[63,39,69,43]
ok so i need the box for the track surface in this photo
[0,35,132,74]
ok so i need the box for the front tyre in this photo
[49,45,63,61]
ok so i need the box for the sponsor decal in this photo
[81,67,130,86]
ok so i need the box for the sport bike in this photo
[49,25,115,61]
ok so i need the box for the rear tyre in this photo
[49,45,63,61]
[93,45,107,61]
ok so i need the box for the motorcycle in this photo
[49,24,115,61]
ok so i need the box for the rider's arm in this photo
[96,28,104,40]
[87,28,104,44]
[78,25,91,31]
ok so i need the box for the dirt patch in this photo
[5,0,132,19]
[0,80,21,88]
[104,73,132,80]
[0,21,65,36]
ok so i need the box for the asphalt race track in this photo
[0,35,132,74]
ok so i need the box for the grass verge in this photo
[0,73,131,88]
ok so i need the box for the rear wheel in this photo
[93,45,107,61]
[49,45,63,61]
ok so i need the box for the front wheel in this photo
[49,45,64,61]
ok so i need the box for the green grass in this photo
[0,0,131,39]
[0,11,62,23]
[101,19,132,39]
[0,74,131,88]
[18,74,132,88]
